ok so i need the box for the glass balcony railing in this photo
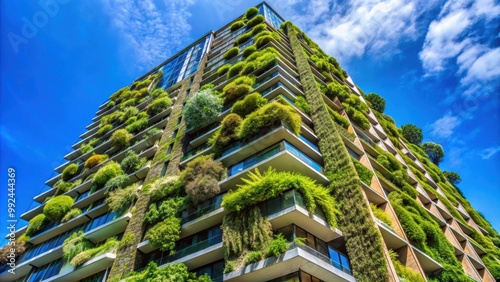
[258,189,326,222]
[226,141,323,177]
[181,142,211,162]
[154,234,222,266]
[180,194,224,224]
[290,242,352,276]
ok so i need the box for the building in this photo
[1,2,499,282]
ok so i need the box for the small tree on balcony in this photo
[183,89,223,129]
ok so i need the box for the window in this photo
[167,143,173,155]
[177,116,182,125]
[172,129,178,139]
[161,160,170,177]
[186,89,190,97]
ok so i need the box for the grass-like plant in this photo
[26,214,48,237]
[147,96,172,116]
[61,208,82,223]
[84,154,108,169]
[61,163,79,181]
[106,183,138,212]
[265,234,288,258]
[111,129,133,149]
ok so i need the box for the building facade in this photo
[1,2,499,282]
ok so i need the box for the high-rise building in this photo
[1,2,499,282]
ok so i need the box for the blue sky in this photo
[0,0,498,244]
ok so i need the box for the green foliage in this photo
[106,183,138,212]
[120,150,146,173]
[61,208,82,223]
[62,163,79,181]
[295,95,311,115]
[230,20,245,31]
[80,143,94,154]
[118,233,135,251]
[217,64,231,76]
[421,142,445,165]
[184,88,223,129]
[210,114,242,156]
[26,214,48,236]
[245,251,263,265]
[265,234,288,258]
[97,124,113,136]
[222,206,272,260]
[43,195,74,222]
[199,83,214,90]
[241,46,279,76]
[181,155,225,204]
[246,14,264,28]
[328,107,350,129]
[63,231,92,263]
[222,168,337,228]
[70,237,118,267]
[401,124,423,145]
[365,93,385,113]
[343,104,370,130]
[352,159,373,184]
[145,196,185,224]
[227,61,246,78]
[150,88,168,99]
[231,92,267,117]
[370,203,392,227]
[235,32,252,45]
[84,154,108,169]
[54,180,78,196]
[145,176,182,202]
[142,128,161,140]
[222,75,255,105]
[93,161,124,187]
[120,107,140,123]
[244,7,259,19]
[148,96,172,116]
[388,250,425,282]
[123,262,210,282]
[242,45,257,58]
[344,94,369,114]
[111,129,133,149]
[146,217,181,252]
[131,78,151,90]
[238,101,301,140]
[251,23,267,35]
[223,47,240,59]
[324,82,350,101]
[104,174,129,194]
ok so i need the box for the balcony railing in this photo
[154,234,222,267]
[290,242,352,276]
[226,141,323,177]
[180,194,224,224]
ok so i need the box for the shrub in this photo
[370,203,392,226]
[142,128,161,140]
[120,150,145,173]
[43,195,74,222]
[61,208,82,223]
[104,174,129,194]
[55,181,76,195]
[230,20,245,31]
[184,89,223,129]
[146,217,181,252]
[242,45,257,58]
[131,78,151,90]
[217,64,231,76]
[295,96,311,115]
[265,234,288,258]
[223,47,239,60]
[61,163,79,181]
[106,100,116,109]
[93,161,124,187]
[145,197,185,224]
[106,183,138,212]
[63,231,92,263]
[210,114,243,156]
[344,104,370,130]
[119,106,140,123]
[245,7,259,19]
[200,83,215,90]
[26,214,48,236]
[231,92,266,117]
[80,143,93,154]
[126,116,149,134]
[245,251,262,265]
[97,124,113,136]
[246,14,264,28]
[182,155,226,204]
[324,82,350,101]
[150,88,168,98]
[328,107,350,129]
[251,23,267,35]
[227,61,246,78]
[238,102,301,140]
[235,32,252,45]
[70,237,118,267]
[84,154,108,169]
[0,237,27,265]
[148,96,172,116]
[146,176,182,202]
[353,159,373,184]
[222,75,255,105]
[365,93,385,113]
[389,250,425,282]
[111,129,133,149]
[255,35,273,48]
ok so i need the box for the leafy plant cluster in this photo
[183,87,223,129]
[388,249,425,282]
[218,46,280,79]
[285,22,389,281]
[62,231,119,267]
[370,203,392,227]
[121,261,211,282]
[374,146,417,198]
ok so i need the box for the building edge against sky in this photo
[1,2,499,282]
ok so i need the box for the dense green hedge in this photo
[111,129,133,149]
[26,214,48,236]
[230,20,245,32]
[246,14,264,28]
[352,158,373,184]
[210,114,242,156]
[93,161,124,187]
[181,155,226,204]
[84,154,108,169]
[222,76,255,105]
[231,92,266,117]
[62,163,79,181]
[43,195,74,222]
[223,47,240,60]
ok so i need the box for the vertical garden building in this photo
[2,2,499,282]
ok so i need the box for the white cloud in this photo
[429,113,461,139]
[480,146,500,159]
[271,0,437,63]
[419,0,500,94]
[101,0,195,71]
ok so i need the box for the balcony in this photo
[410,245,443,274]
[223,242,355,282]
[376,218,407,250]
[219,141,328,191]
[41,253,115,282]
